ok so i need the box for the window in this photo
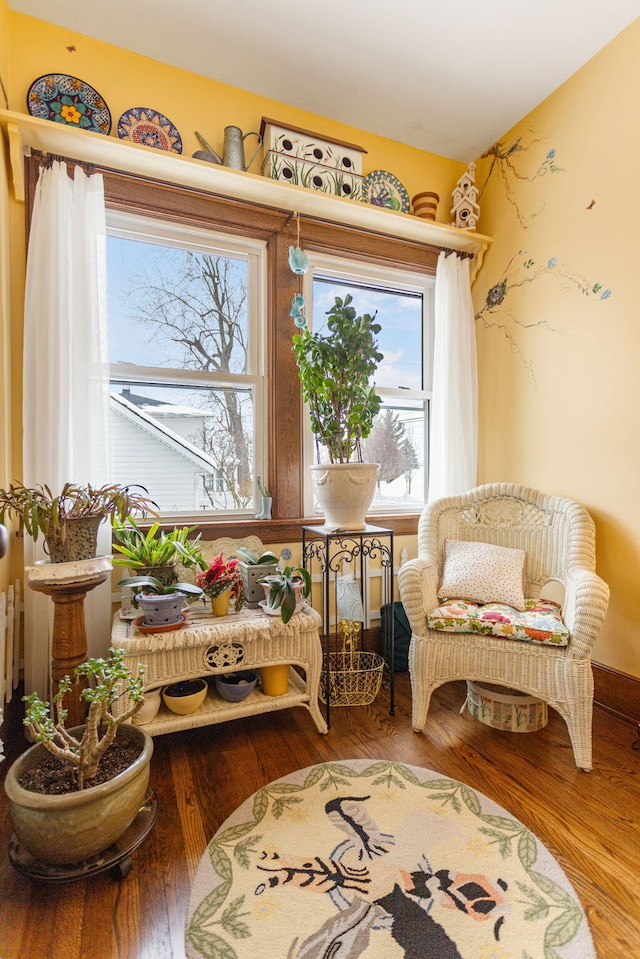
[303,255,433,515]
[18,155,441,527]
[106,212,266,517]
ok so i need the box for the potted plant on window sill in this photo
[0,482,157,564]
[292,294,383,531]
[4,647,153,865]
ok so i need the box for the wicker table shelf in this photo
[111,605,328,736]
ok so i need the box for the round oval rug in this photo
[186,759,594,959]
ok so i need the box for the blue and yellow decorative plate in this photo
[362,169,410,213]
[27,73,111,134]
[117,107,183,153]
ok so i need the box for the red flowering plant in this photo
[195,550,244,609]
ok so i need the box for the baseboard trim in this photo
[593,662,640,725]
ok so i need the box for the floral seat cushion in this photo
[427,598,570,647]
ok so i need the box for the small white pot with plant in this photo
[258,565,312,623]
[234,545,280,607]
[292,294,383,531]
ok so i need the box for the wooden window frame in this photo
[25,156,441,540]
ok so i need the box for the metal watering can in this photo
[193,126,262,171]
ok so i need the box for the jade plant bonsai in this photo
[292,294,383,463]
[22,647,146,790]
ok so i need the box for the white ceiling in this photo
[9,0,640,161]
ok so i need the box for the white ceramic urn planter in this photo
[310,462,379,531]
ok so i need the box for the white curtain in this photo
[23,160,110,700]
[428,251,478,503]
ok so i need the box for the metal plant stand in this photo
[302,524,394,728]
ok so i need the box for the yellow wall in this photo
[473,18,640,676]
[2,13,460,602]
[0,0,13,592]
[3,11,639,679]
[6,12,462,204]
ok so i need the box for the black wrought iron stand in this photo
[302,524,394,728]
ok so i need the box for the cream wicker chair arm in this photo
[397,556,439,637]
[563,568,610,661]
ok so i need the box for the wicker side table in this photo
[111,604,328,735]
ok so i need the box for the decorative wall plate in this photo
[362,169,410,213]
[27,73,111,134]
[117,107,183,153]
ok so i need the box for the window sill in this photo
[149,514,420,544]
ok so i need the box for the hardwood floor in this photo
[1,674,639,959]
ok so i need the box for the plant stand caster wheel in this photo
[109,856,133,881]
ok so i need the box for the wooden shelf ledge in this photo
[1,109,491,278]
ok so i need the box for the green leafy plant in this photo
[258,565,312,624]
[115,574,204,601]
[112,518,203,570]
[292,294,383,463]
[234,545,279,566]
[256,476,270,498]
[22,648,145,790]
[0,482,157,548]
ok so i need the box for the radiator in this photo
[1,580,20,709]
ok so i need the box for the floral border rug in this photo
[186,759,595,959]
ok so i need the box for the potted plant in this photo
[234,545,280,608]
[292,294,383,530]
[0,481,157,563]
[4,647,154,865]
[113,518,203,587]
[255,476,272,520]
[258,565,311,624]
[195,550,244,616]
[116,573,204,627]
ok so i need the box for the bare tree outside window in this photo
[108,236,257,512]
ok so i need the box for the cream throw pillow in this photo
[439,539,526,611]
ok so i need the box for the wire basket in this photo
[319,621,384,706]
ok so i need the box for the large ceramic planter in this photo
[310,462,379,531]
[4,723,153,865]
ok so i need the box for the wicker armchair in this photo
[397,483,609,771]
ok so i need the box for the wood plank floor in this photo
[1,674,639,959]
